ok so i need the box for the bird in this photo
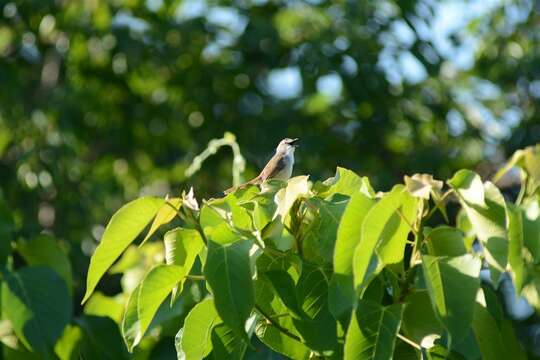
[224,138,298,194]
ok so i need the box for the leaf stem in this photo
[185,275,205,281]
[397,333,421,350]
[254,304,303,342]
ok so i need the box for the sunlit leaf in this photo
[141,197,181,245]
[176,299,220,360]
[422,254,481,344]
[82,197,164,303]
[164,227,204,301]
[137,265,183,341]
[353,186,406,291]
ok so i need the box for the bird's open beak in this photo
[290,138,299,147]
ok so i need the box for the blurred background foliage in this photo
[0,0,539,357]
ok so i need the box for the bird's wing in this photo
[259,154,287,181]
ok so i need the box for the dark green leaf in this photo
[204,240,254,339]
[344,300,403,360]
[1,266,72,357]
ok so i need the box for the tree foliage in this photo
[1,142,540,358]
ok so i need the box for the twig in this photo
[396,208,418,237]
[254,304,303,342]
[397,333,421,350]
[186,275,205,281]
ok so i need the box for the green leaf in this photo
[422,254,481,344]
[204,240,254,339]
[353,186,406,291]
[471,303,509,360]
[301,195,348,263]
[254,276,308,358]
[121,285,141,352]
[211,323,248,360]
[316,167,375,198]
[507,204,526,293]
[138,264,183,341]
[82,197,164,303]
[164,227,204,301]
[16,235,73,294]
[141,197,181,245]
[448,169,485,206]
[274,175,310,220]
[200,204,241,245]
[177,298,220,360]
[264,270,303,319]
[376,193,418,267]
[425,226,467,257]
[83,292,124,323]
[255,321,310,360]
[330,192,376,323]
[450,180,508,284]
[344,300,403,360]
[293,263,337,352]
[334,192,377,275]
[1,266,72,357]
[76,315,129,360]
[404,173,443,200]
[401,290,443,344]
[0,196,13,266]
[54,324,83,360]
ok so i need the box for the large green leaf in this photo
[121,285,141,352]
[448,177,508,284]
[293,263,337,352]
[83,292,124,323]
[353,186,406,291]
[255,321,310,360]
[330,192,376,323]
[254,276,308,359]
[176,298,220,360]
[447,170,485,206]
[164,227,204,301]
[334,192,377,275]
[76,315,129,360]
[204,240,254,339]
[82,197,164,303]
[401,290,443,344]
[344,300,403,360]
[507,204,526,293]
[422,254,481,344]
[137,264,183,340]
[301,195,348,263]
[376,193,418,267]
[211,322,248,360]
[16,235,73,293]
[425,226,467,257]
[315,167,375,198]
[141,197,181,245]
[274,175,310,220]
[1,266,72,357]
[264,270,303,319]
[471,303,510,360]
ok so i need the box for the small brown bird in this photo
[225,138,298,194]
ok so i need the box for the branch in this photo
[254,304,303,343]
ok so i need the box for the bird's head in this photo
[276,138,299,155]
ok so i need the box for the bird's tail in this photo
[224,176,262,194]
